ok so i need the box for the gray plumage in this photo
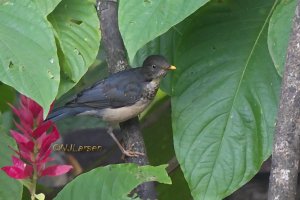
[47,55,175,123]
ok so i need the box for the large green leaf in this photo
[268,0,296,76]
[48,0,101,97]
[136,0,280,200]
[0,132,23,200]
[54,164,171,200]
[33,0,62,16]
[141,97,192,200]
[171,0,281,199]
[0,0,60,117]
[119,0,209,62]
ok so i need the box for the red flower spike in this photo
[49,126,60,142]
[20,120,33,134]
[20,95,42,118]
[9,143,33,164]
[19,108,34,128]
[36,162,45,175]
[38,126,60,154]
[12,156,30,171]
[20,95,27,104]
[1,157,33,179]
[39,141,54,158]
[3,94,72,184]
[20,95,30,108]
[35,112,44,126]
[18,141,34,155]
[24,165,34,178]
[36,159,56,175]
[8,103,21,118]
[12,156,25,168]
[36,132,47,149]
[10,130,34,162]
[14,121,31,136]
[1,166,30,179]
[41,165,72,177]
[36,148,52,164]
[37,157,54,169]
[18,148,34,163]
[32,121,52,138]
[10,130,30,144]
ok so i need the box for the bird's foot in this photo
[121,148,144,157]
[107,127,144,157]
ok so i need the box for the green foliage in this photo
[32,0,61,15]
[171,1,281,198]
[0,132,23,200]
[0,0,297,199]
[119,0,210,62]
[0,0,100,116]
[48,0,101,97]
[141,96,192,200]
[0,111,13,134]
[134,0,284,199]
[0,0,60,117]
[54,164,171,200]
[268,0,296,76]
[0,84,15,112]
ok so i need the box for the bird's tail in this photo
[46,106,89,122]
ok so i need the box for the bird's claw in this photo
[107,127,145,157]
[121,143,145,157]
[122,149,145,157]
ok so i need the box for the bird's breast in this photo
[81,98,151,123]
[142,78,160,100]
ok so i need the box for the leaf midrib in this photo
[203,1,279,198]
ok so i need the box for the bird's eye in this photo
[152,65,156,68]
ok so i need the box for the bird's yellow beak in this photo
[168,65,176,70]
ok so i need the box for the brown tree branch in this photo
[268,2,300,199]
[96,0,157,199]
[96,0,128,73]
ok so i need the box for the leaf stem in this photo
[30,141,38,200]
[30,166,37,200]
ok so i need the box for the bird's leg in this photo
[107,127,144,157]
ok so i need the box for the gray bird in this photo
[47,55,176,156]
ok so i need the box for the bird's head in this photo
[141,55,176,80]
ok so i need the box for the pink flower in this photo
[1,156,33,179]
[1,95,72,180]
[41,165,73,177]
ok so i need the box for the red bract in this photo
[20,95,42,118]
[1,156,33,179]
[1,95,72,181]
[41,165,73,177]
[32,121,52,139]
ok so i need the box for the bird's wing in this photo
[67,70,145,109]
